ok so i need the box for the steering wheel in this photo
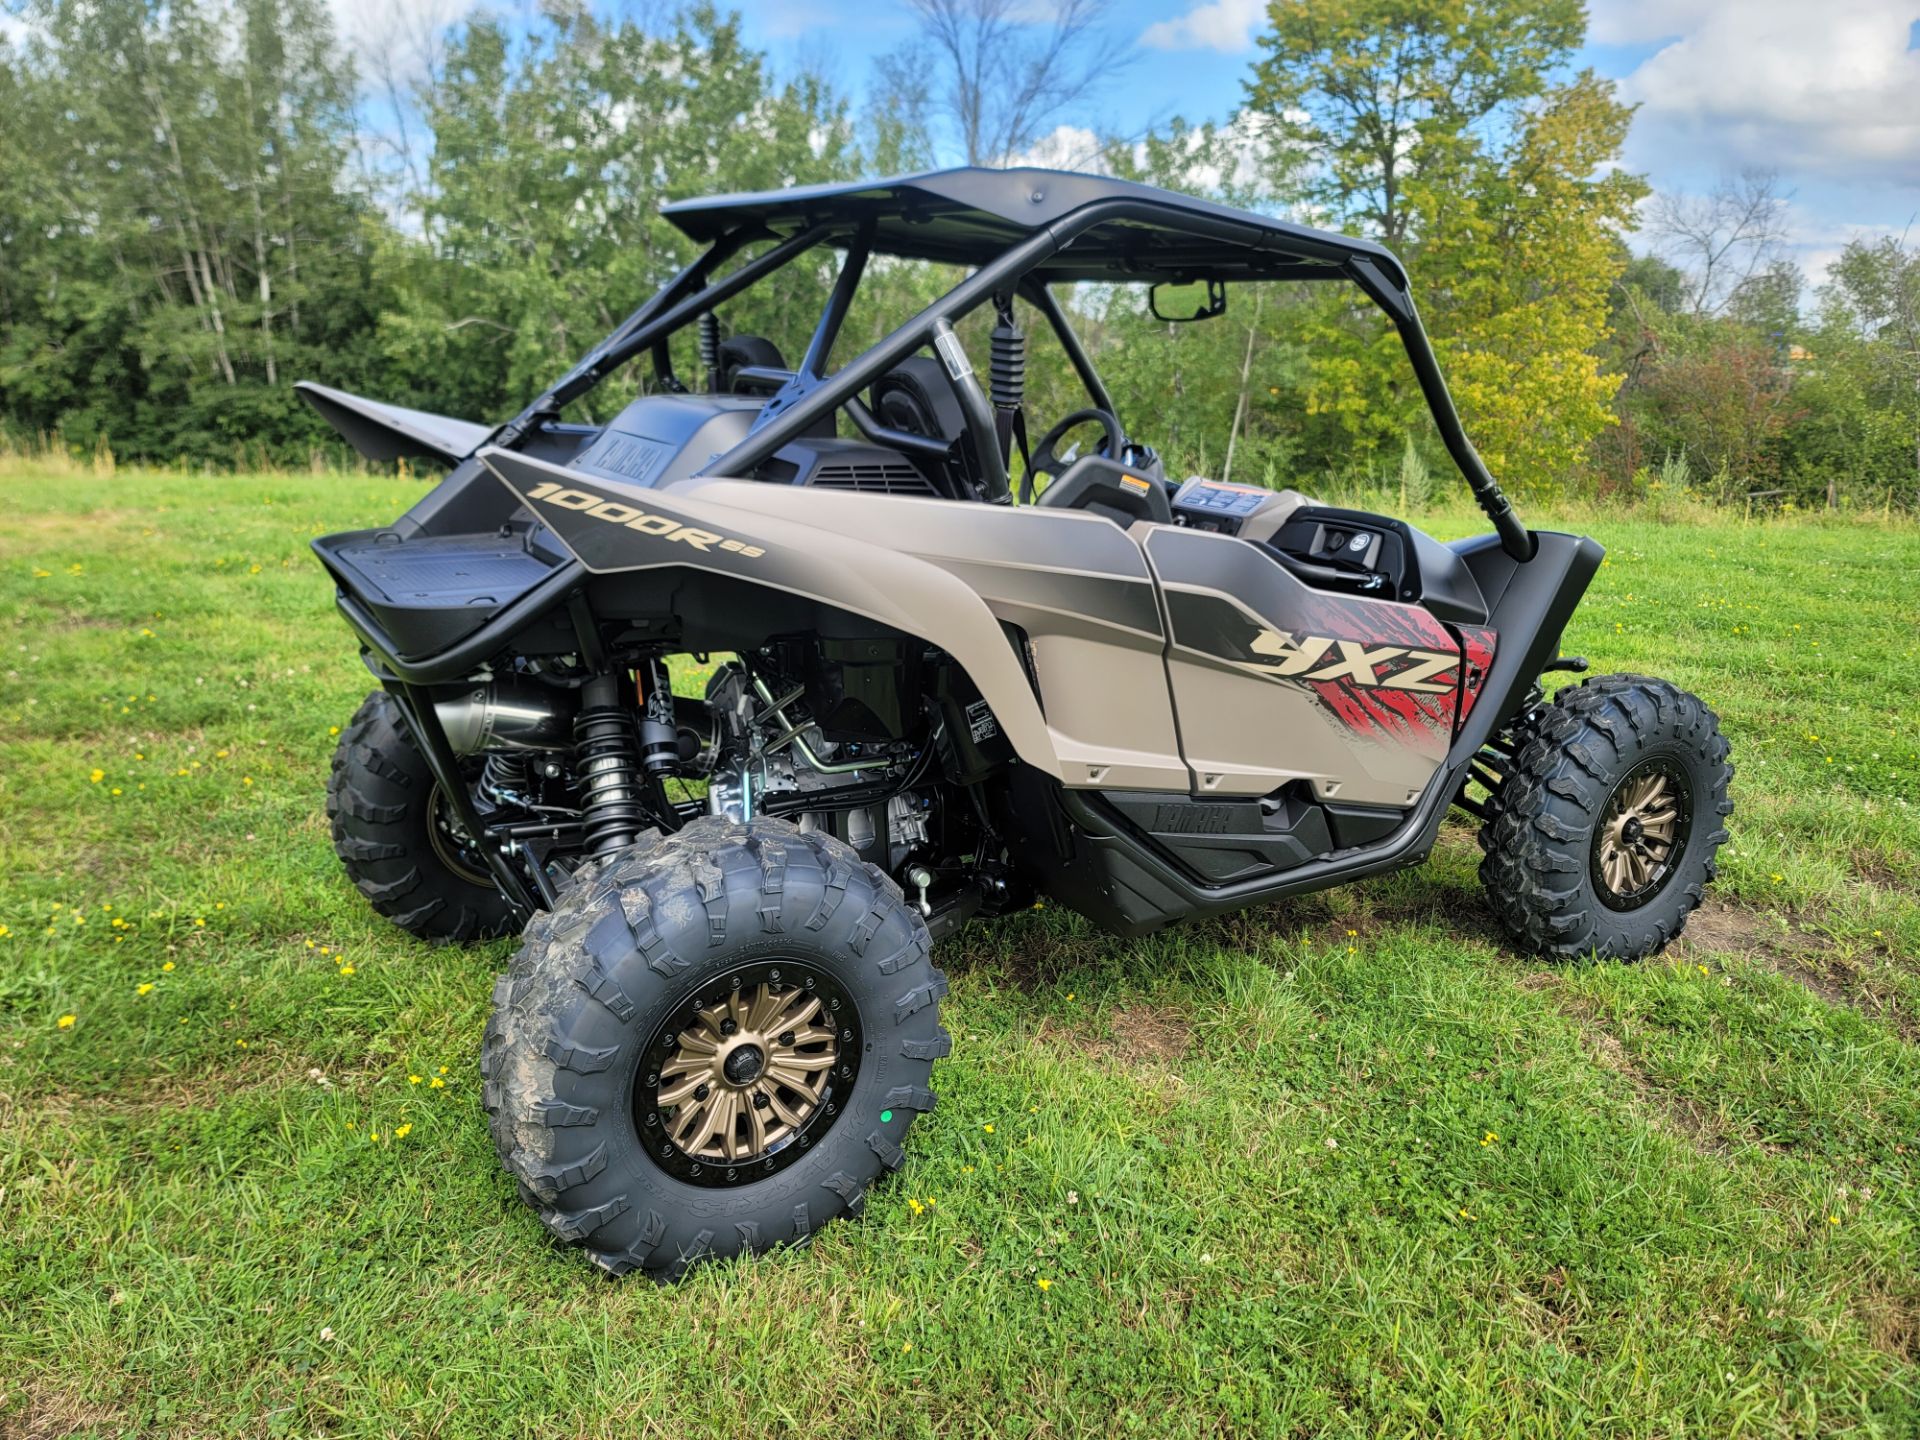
[1025,408,1126,500]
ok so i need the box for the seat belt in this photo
[1001,406,1035,504]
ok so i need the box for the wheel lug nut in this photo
[779,1030,795,1047]
[694,1083,711,1102]
[752,1092,769,1109]
[720,1018,738,1036]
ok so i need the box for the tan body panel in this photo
[480,448,1191,791]
[1142,526,1463,807]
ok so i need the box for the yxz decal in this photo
[1166,589,1497,758]
[1248,630,1459,692]
[522,480,765,558]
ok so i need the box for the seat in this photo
[870,356,968,445]
[1035,456,1174,527]
[869,356,988,500]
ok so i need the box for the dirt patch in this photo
[1855,1281,1920,1362]
[8,1376,128,1439]
[2,1054,371,1129]
[1680,901,1913,1035]
[1108,1006,1192,1066]
[1527,974,1749,1157]
[1047,1003,1193,1085]
[1847,849,1913,892]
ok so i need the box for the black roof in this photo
[661,167,1405,286]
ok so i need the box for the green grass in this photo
[0,462,1916,1438]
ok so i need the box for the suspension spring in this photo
[573,674,648,855]
[476,753,531,808]
[697,311,721,393]
[988,304,1025,415]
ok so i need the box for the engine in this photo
[425,636,951,899]
[697,658,934,874]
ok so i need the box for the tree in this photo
[1247,0,1585,249]
[1823,234,1920,500]
[880,0,1128,166]
[0,0,385,463]
[387,3,857,422]
[1650,170,1792,319]
[1245,0,1643,488]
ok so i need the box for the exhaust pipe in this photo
[434,680,574,754]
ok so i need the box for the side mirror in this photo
[1150,278,1227,323]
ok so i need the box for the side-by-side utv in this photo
[303,167,1732,1279]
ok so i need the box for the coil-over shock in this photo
[573,673,650,855]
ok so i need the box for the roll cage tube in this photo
[486,196,1532,563]
[487,221,833,451]
[1347,257,1534,561]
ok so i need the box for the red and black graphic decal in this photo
[1165,590,1497,759]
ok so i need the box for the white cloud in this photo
[1608,0,1920,186]
[1138,0,1265,54]
[1585,0,1720,46]
[1011,123,1107,171]
[329,0,471,83]
[0,9,38,48]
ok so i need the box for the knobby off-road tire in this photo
[1479,673,1733,960]
[481,815,947,1281]
[326,689,518,945]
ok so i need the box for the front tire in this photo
[1479,674,1733,960]
[480,816,947,1280]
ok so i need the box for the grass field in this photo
[1,462,1917,1438]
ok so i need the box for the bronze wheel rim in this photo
[1592,758,1692,911]
[637,961,862,1187]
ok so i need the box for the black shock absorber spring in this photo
[697,311,721,394]
[573,674,648,855]
[988,302,1025,418]
[476,752,531,808]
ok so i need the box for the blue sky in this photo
[733,0,1920,283]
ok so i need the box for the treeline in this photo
[1,0,1915,511]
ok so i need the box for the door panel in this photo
[1143,527,1494,807]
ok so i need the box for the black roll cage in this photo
[480,196,1534,562]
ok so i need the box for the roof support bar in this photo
[706,218,1072,477]
[492,223,832,449]
[1020,281,1117,418]
[1347,257,1534,561]
[749,222,876,438]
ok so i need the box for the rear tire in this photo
[1479,673,1733,960]
[326,690,518,945]
[480,816,946,1280]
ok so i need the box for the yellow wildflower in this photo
[137,983,154,996]
[1035,1277,1051,1291]
[394,1123,413,1139]
[90,768,105,784]
[57,1013,76,1029]
[409,1075,423,1085]
[162,960,175,972]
